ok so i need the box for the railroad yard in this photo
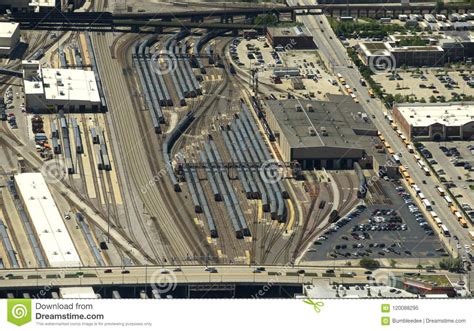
[0,0,466,280]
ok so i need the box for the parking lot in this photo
[373,69,474,102]
[303,178,447,263]
[232,37,341,100]
[423,141,474,217]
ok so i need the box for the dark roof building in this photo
[266,26,317,50]
[265,95,380,170]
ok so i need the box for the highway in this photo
[292,0,473,266]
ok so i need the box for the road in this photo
[291,0,472,265]
[0,265,452,289]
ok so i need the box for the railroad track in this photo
[107,31,214,264]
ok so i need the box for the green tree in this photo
[439,257,462,271]
[360,258,381,269]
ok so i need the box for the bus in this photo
[368,89,375,98]
[412,184,420,192]
[454,211,463,220]
[414,154,421,161]
[400,134,407,143]
[469,230,474,240]
[449,205,458,214]
[383,141,391,149]
[386,115,393,123]
[419,192,426,200]
[387,147,395,155]
[399,165,406,173]
[422,166,430,176]
[407,177,415,186]
[434,217,443,227]
[436,186,446,196]
[391,122,398,130]
[407,145,414,153]
[396,130,403,136]
[422,198,432,211]
[392,154,401,164]
[402,170,410,178]
[440,224,450,237]
[444,196,453,206]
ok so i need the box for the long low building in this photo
[23,60,102,113]
[358,41,445,68]
[265,95,379,170]
[14,172,81,268]
[393,102,474,141]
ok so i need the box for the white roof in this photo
[396,103,474,127]
[24,67,101,103]
[15,173,81,268]
[29,0,56,8]
[60,287,97,299]
[0,22,19,39]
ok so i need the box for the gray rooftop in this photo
[266,95,378,150]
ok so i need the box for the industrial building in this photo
[266,26,317,50]
[23,60,102,113]
[0,0,68,12]
[0,22,19,56]
[265,95,379,170]
[14,172,82,268]
[392,102,474,141]
[358,41,444,68]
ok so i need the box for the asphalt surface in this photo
[291,0,472,264]
[302,178,446,262]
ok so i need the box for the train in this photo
[354,162,367,199]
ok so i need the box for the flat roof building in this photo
[265,95,379,170]
[0,0,65,12]
[266,25,317,50]
[14,172,81,268]
[60,287,97,299]
[23,60,102,113]
[358,41,444,68]
[393,102,474,141]
[0,22,19,56]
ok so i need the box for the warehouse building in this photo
[265,95,380,170]
[23,60,101,113]
[358,41,444,68]
[0,22,19,56]
[14,172,81,268]
[266,26,317,50]
[393,102,474,141]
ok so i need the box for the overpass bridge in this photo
[0,264,437,289]
[7,3,471,32]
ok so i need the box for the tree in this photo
[435,0,445,14]
[360,258,381,270]
[439,257,462,271]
